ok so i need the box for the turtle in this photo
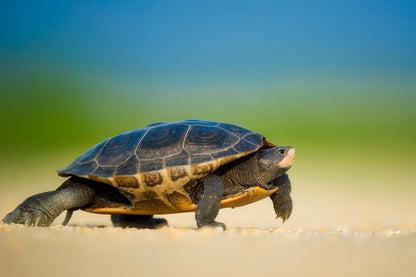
[3,120,295,229]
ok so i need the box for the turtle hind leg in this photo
[2,180,95,227]
[111,214,168,229]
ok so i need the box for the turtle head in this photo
[257,146,295,184]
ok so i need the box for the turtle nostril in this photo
[278,148,286,155]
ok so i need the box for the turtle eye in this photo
[277,148,286,155]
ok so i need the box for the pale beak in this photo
[277,147,295,167]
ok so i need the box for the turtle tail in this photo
[62,209,74,226]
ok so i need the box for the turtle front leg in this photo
[195,174,226,229]
[270,174,293,222]
[2,183,95,227]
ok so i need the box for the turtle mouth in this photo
[277,147,295,168]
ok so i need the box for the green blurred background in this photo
[1,1,415,190]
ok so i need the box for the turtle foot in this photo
[153,218,169,228]
[111,214,168,229]
[270,174,293,223]
[197,221,226,231]
[3,206,54,227]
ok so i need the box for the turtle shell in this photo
[58,120,276,214]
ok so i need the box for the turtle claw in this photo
[275,209,292,223]
[30,211,52,227]
[34,216,41,227]
[197,221,226,231]
[2,210,18,224]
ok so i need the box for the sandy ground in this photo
[1,167,415,277]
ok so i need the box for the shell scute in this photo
[115,156,140,176]
[233,139,261,153]
[191,162,217,177]
[93,166,116,177]
[218,122,253,138]
[190,154,213,164]
[243,133,264,146]
[184,125,239,155]
[165,150,189,167]
[211,147,240,159]
[168,166,189,182]
[97,129,145,166]
[115,176,140,189]
[142,171,164,187]
[139,158,164,173]
[64,160,98,176]
[136,123,187,159]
